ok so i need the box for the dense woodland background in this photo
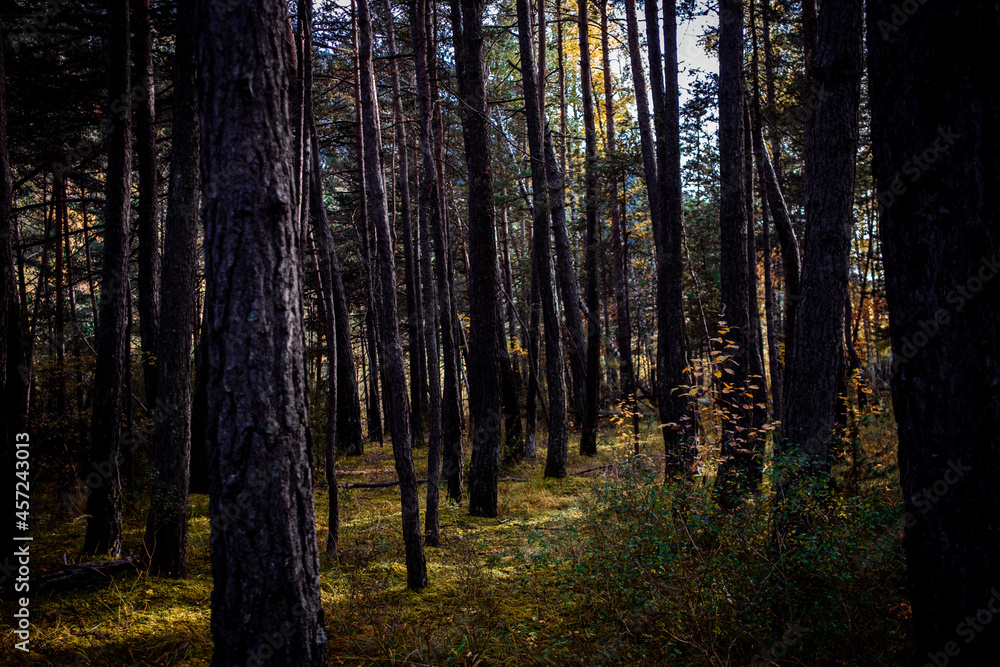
[1,0,998,664]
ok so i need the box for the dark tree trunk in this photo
[517,0,567,478]
[750,0,782,419]
[197,2,327,663]
[410,0,443,544]
[1,27,31,582]
[384,0,425,451]
[144,0,199,577]
[429,20,464,502]
[644,0,691,472]
[544,127,586,428]
[189,323,209,494]
[714,0,767,508]
[868,4,1000,662]
[577,0,601,457]
[358,0,428,588]
[301,0,342,555]
[132,0,160,407]
[602,0,635,447]
[84,0,131,557]
[452,0,503,517]
[781,0,862,469]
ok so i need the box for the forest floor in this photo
[1,406,908,666]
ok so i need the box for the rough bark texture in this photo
[577,0,601,457]
[144,0,199,577]
[453,0,503,517]
[84,0,130,557]
[358,0,428,587]
[868,3,1000,663]
[782,0,862,467]
[714,0,767,508]
[132,0,160,407]
[197,1,327,663]
[517,0,567,479]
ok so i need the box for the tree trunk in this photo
[301,0,343,555]
[517,0,568,478]
[577,0,601,457]
[197,3,327,663]
[132,0,160,407]
[410,0,443,544]
[868,5,1000,662]
[358,0,428,588]
[713,0,767,508]
[84,0,131,557]
[452,0,503,517]
[781,0,862,469]
[384,0,425,451]
[644,0,691,472]
[144,0,198,577]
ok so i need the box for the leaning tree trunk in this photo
[197,3,328,664]
[713,0,767,508]
[781,0,862,470]
[868,3,1000,663]
[577,0,601,457]
[358,0,428,588]
[144,0,199,577]
[517,0,568,478]
[84,0,131,557]
[132,0,160,407]
[452,0,503,517]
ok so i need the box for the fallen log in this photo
[340,476,530,490]
[34,556,141,590]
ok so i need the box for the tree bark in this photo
[197,2,328,663]
[410,0,443,544]
[132,0,160,407]
[452,0,503,517]
[358,0,428,587]
[517,0,568,478]
[781,0,862,469]
[714,0,767,508]
[144,0,199,577]
[84,0,131,557]
[577,0,601,457]
[868,4,1000,662]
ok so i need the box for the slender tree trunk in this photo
[144,0,198,577]
[428,19,464,502]
[452,0,503,517]
[198,4,327,663]
[384,0,425,450]
[577,0,601,456]
[517,0,567,478]
[301,0,343,554]
[410,0,443,543]
[602,0,635,446]
[714,0,767,507]
[84,0,131,556]
[645,0,691,472]
[781,0,862,470]
[358,0,428,587]
[132,0,160,407]
[868,3,1000,662]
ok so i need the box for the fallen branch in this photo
[340,476,530,489]
[35,556,140,590]
[568,464,613,476]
